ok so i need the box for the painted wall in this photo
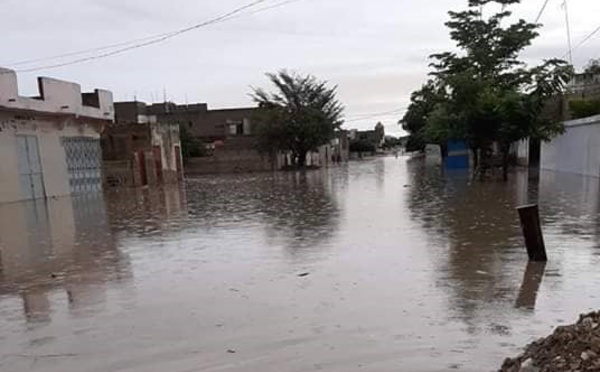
[0,68,113,121]
[0,113,103,203]
[541,115,600,177]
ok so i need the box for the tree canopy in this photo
[401,0,573,177]
[251,71,344,167]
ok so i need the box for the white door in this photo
[17,135,46,200]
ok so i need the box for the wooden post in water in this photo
[517,204,548,262]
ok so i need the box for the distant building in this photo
[567,71,600,100]
[142,102,256,144]
[101,101,183,188]
[0,67,113,203]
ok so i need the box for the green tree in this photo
[401,80,446,152]
[403,0,572,179]
[569,99,600,119]
[251,71,344,168]
[179,124,207,159]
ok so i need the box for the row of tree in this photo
[401,0,573,179]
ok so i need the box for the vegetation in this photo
[250,71,344,168]
[584,59,600,75]
[349,138,376,153]
[569,99,600,119]
[401,0,573,179]
[179,124,207,159]
[382,136,403,150]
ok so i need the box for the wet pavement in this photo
[1,157,599,372]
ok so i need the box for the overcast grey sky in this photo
[3,0,600,135]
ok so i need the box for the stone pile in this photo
[499,311,600,372]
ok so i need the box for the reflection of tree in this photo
[256,171,340,253]
[183,171,340,257]
[406,161,531,324]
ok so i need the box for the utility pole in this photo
[563,0,574,65]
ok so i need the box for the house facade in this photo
[0,67,113,204]
[101,101,183,188]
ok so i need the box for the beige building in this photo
[102,101,183,188]
[0,67,114,203]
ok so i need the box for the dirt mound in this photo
[499,311,600,372]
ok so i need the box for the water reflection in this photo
[185,170,340,254]
[1,159,600,372]
[0,194,132,325]
[516,262,546,310]
[406,160,600,325]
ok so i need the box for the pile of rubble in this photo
[499,311,600,372]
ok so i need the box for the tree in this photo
[584,59,600,75]
[349,139,376,153]
[179,124,207,159]
[401,80,446,152]
[402,0,572,179]
[250,71,344,168]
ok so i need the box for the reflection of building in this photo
[101,101,183,188]
[541,115,600,177]
[0,195,131,323]
[0,67,114,203]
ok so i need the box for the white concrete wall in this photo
[514,139,529,166]
[0,67,114,121]
[0,113,102,203]
[541,115,600,177]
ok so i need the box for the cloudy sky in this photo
[3,0,600,135]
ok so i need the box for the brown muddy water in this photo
[1,157,600,372]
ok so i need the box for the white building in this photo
[541,114,600,177]
[0,67,114,203]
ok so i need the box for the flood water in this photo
[1,157,600,372]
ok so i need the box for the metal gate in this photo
[62,137,103,194]
[17,135,46,200]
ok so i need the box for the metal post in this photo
[517,204,548,262]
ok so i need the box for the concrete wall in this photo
[150,122,181,183]
[0,113,103,203]
[0,68,113,203]
[101,123,151,161]
[511,139,529,166]
[0,68,113,121]
[185,156,274,175]
[541,115,600,177]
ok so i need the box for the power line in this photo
[8,0,303,74]
[345,107,407,123]
[568,24,600,57]
[534,0,552,24]
[6,34,172,67]
[6,0,306,68]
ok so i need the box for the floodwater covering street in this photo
[1,157,600,372]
